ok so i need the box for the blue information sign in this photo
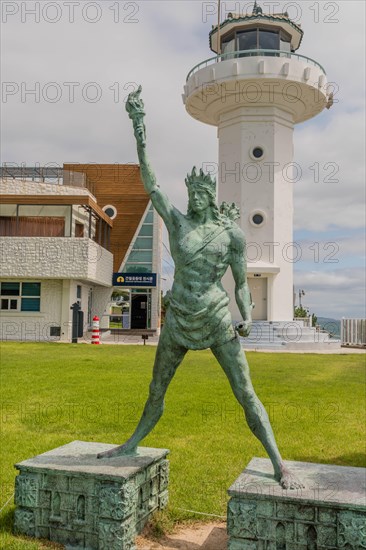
[113,273,157,287]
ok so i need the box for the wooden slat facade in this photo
[64,164,149,272]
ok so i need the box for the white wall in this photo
[0,278,113,342]
[0,178,94,199]
[0,279,63,341]
[218,106,294,321]
[0,237,113,287]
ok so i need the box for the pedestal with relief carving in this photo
[227,457,366,549]
[14,441,169,549]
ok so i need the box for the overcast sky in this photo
[1,0,365,319]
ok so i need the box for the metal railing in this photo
[1,165,64,182]
[341,318,366,347]
[0,165,96,195]
[186,49,326,81]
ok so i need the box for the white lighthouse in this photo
[183,2,331,323]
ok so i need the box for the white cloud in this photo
[295,235,365,264]
[294,268,365,318]
[294,110,365,231]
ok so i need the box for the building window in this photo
[77,285,82,299]
[75,222,84,237]
[1,282,20,296]
[50,326,61,337]
[102,205,117,220]
[122,205,155,274]
[134,237,153,249]
[1,297,19,311]
[124,263,152,273]
[127,250,153,263]
[0,282,41,312]
[139,224,153,236]
[144,210,154,224]
[0,204,71,237]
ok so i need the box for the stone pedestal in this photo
[14,441,169,549]
[227,457,366,550]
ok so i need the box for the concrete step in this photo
[242,320,336,348]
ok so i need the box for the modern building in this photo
[183,2,332,323]
[64,164,162,333]
[0,164,162,342]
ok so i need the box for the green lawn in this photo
[0,342,365,549]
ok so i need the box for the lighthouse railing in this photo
[186,49,326,81]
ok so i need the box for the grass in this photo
[109,321,123,328]
[0,342,365,548]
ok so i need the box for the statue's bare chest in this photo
[171,219,231,268]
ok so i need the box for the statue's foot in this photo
[97,443,137,459]
[275,463,305,490]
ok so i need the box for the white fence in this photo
[341,318,366,347]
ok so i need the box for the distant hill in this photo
[316,317,341,338]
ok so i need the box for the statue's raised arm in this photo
[126,86,175,227]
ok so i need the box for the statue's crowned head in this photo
[185,167,216,200]
[185,166,239,225]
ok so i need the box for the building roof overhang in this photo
[247,262,280,274]
[0,194,113,226]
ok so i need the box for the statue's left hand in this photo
[235,320,252,337]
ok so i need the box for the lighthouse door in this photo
[248,277,267,320]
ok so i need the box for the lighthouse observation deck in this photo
[183,49,329,126]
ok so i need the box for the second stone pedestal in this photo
[227,457,366,550]
[14,440,169,549]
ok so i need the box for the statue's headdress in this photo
[185,167,216,197]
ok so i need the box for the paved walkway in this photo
[136,522,228,550]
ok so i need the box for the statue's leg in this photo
[97,326,187,459]
[211,337,304,489]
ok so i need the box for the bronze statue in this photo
[98,86,303,490]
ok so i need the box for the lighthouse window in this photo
[252,147,264,159]
[280,30,291,53]
[249,211,266,227]
[222,35,235,55]
[253,214,264,225]
[224,27,284,55]
[237,30,257,51]
[258,29,279,50]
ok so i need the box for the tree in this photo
[294,306,318,327]
[294,306,308,318]
[112,289,129,301]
